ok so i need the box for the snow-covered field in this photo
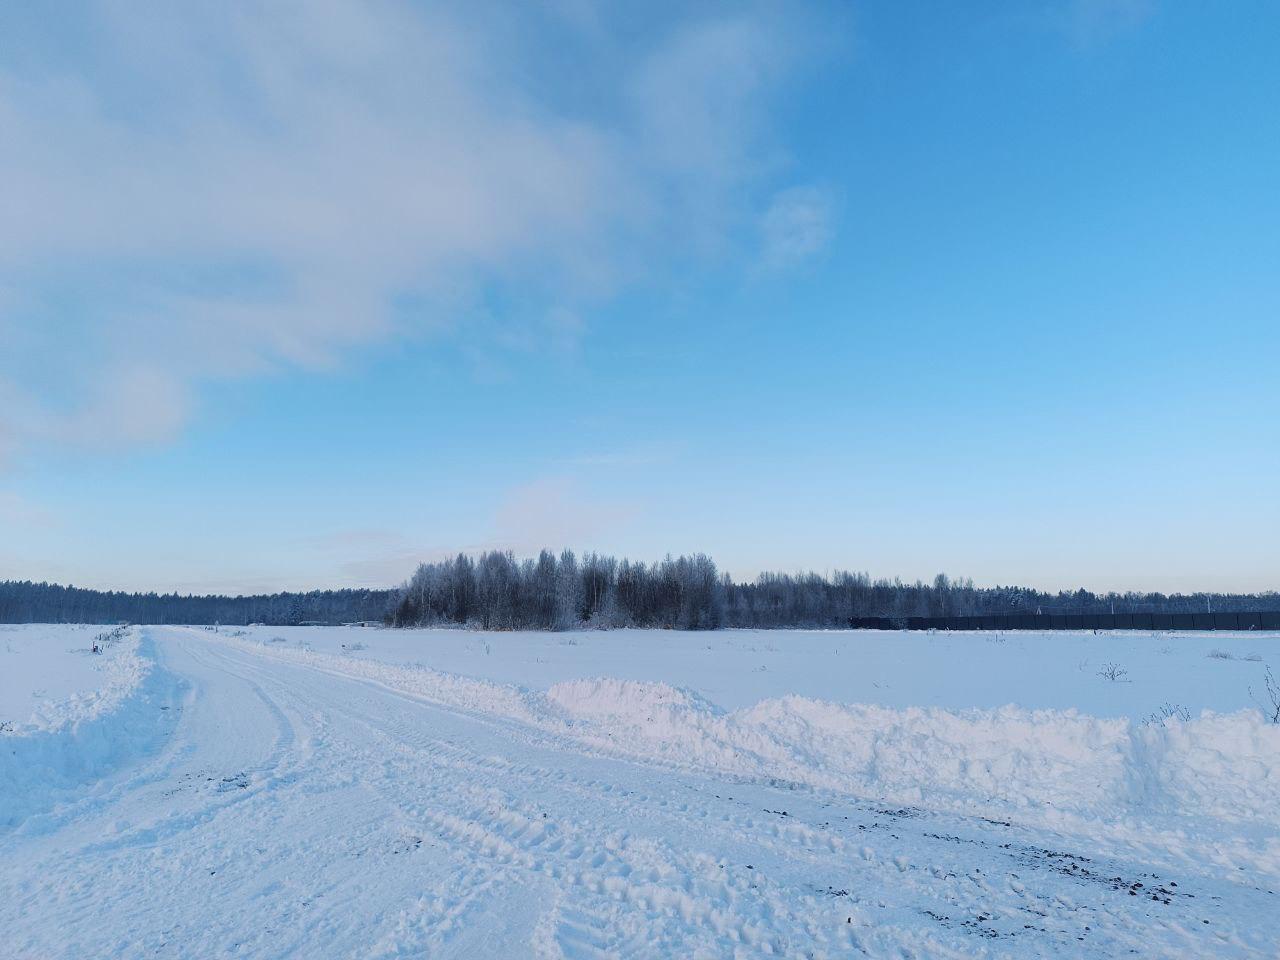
[2,625,1278,958]
[0,624,145,723]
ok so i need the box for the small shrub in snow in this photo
[1097,662,1129,682]
[1142,702,1191,726]
[90,625,130,655]
[1209,650,1264,663]
[1251,666,1280,724]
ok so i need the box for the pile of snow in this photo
[550,679,1280,827]
[0,627,177,829]
[222,632,1280,833]
[1132,710,1280,823]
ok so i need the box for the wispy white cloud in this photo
[759,185,836,269]
[0,0,825,460]
[1057,0,1157,45]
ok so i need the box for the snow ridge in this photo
[224,635,1280,832]
[0,629,178,829]
[549,680,1280,827]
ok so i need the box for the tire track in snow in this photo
[5,628,1277,958]
[193,633,1276,958]
[68,634,316,857]
[193,638,901,956]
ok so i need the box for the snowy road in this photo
[3,628,1276,958]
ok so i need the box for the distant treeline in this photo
[2,552,1275,630]
[0,580,393,626]
[392,550,1279,631]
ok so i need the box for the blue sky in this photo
[1,1,1277,595]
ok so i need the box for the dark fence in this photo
[847,612,1280,631]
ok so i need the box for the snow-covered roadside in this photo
[0,628,179,829]
[1,624,138,722]
[214,631,1280,869]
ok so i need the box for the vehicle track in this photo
[2,628,1275,959]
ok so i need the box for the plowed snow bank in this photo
[549,679,1279,825]
[225,635,1280,830]
[0,630,177,829]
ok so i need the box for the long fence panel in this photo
[861,612,1280,631]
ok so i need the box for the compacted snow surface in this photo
[2,626,1278,958]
